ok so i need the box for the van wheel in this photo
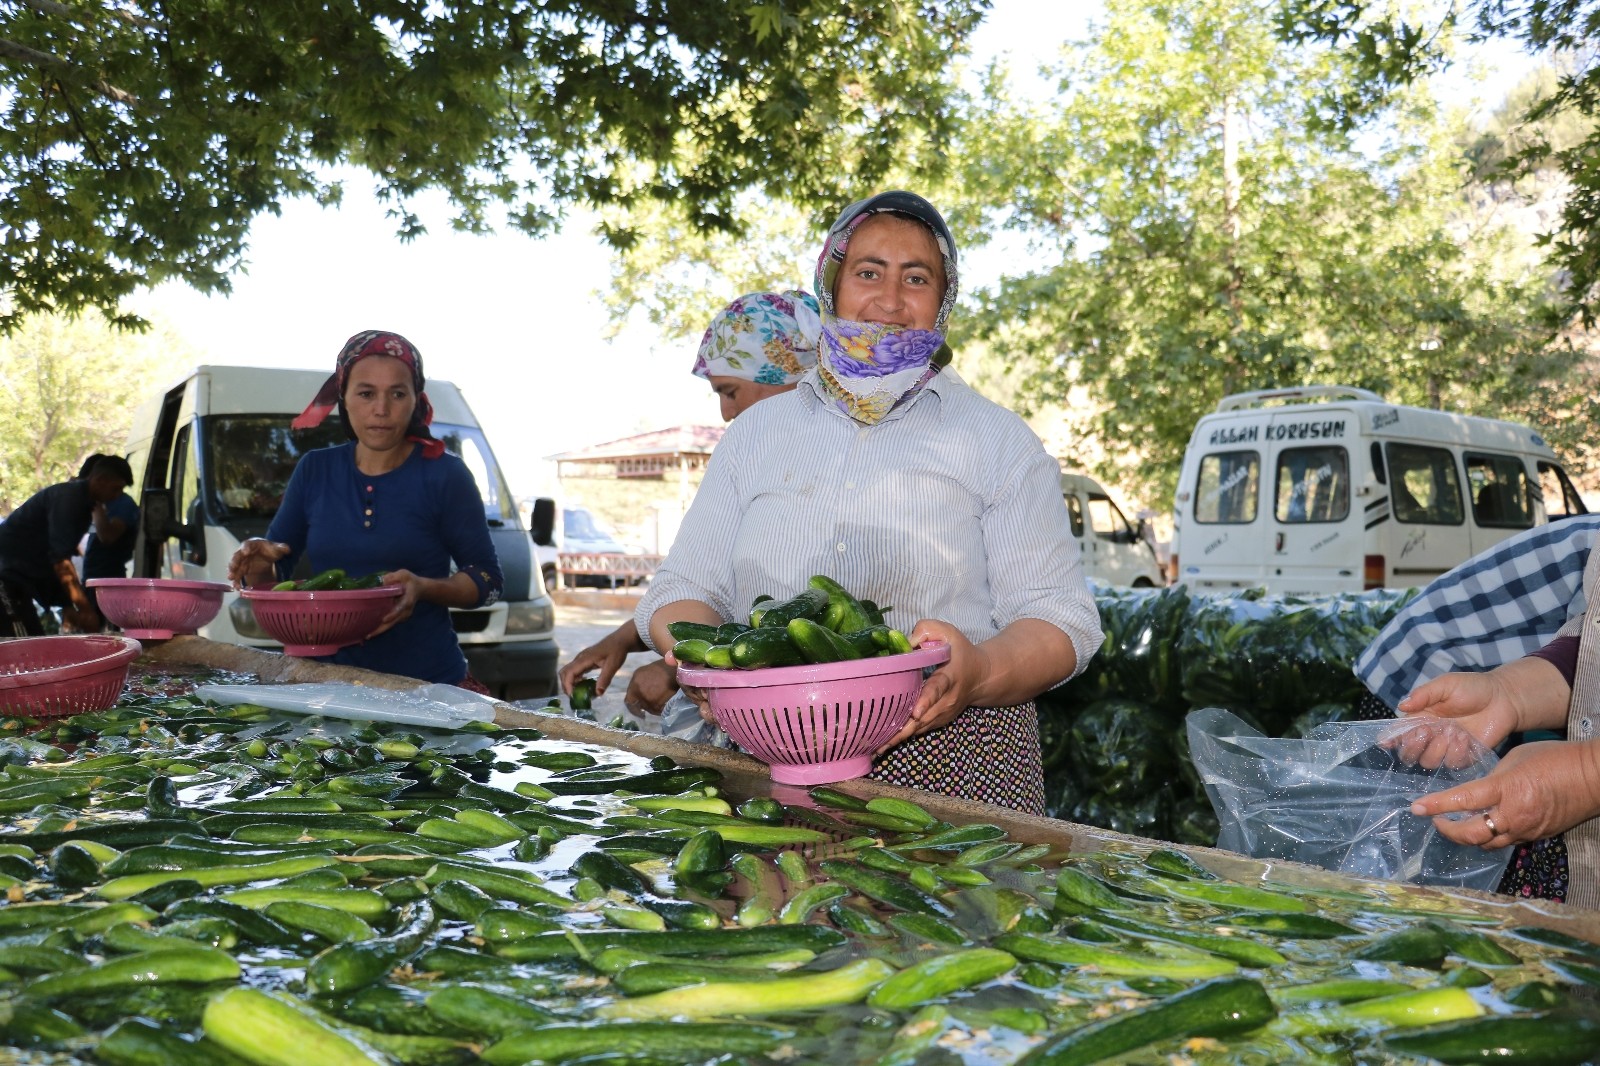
[1132,577,1156,588]
[542,565,559,593]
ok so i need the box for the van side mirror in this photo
[141,488,203,554]
[529,497,556,548]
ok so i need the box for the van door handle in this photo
[1275,532,1285,553]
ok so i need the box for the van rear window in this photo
[1465,452,1533,529]
[1274,446,1349,523]
[1195,451,1259,524]
[1386,443,1464,525]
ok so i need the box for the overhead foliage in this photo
[0,0,989,331]
[949,0,1581,502]
[1278,0,1600,325]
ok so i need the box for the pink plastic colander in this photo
[238,586,402,656]
[676,641,951,785]
[86,578,232,639]
[0,635,143,718]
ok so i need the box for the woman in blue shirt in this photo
[227,330,503,687]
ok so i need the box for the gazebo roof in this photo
[547,424,724,464]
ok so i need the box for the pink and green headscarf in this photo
[691,290,821,385]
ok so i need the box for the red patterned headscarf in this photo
[292,330,444,459]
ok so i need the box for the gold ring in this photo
[1483,812,1498,836]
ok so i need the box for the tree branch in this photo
[0,37,137,104]
[16,0,157,30]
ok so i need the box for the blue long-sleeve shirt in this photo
[267,443,502,683]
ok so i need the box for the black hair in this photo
[76,453,108,479]
[86,455,133,485]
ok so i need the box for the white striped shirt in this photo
[637,367,1104,683]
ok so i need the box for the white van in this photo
[1170,386,1588,595]
[1061,472,1165,587]
[124,366,559,699]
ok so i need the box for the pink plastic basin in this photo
[238,586,402,657]
[86,578,232,639]
[676,641,950,785]
[0,635,143,718]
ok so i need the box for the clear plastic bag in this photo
[1186,706,1513,890]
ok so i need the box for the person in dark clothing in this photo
[76,454,141,622]
[0,455,133,636]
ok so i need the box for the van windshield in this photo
[200,416,515,533]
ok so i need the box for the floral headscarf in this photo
[691,290,821,385]
[292,330,443,459]
[813,191,960,423]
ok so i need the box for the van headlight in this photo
[228,598,272,639]
[503,599,554,636]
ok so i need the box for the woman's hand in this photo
[368,569,422,637]
[660,649,714,723]
[559,622,644,698]
[1397,656,1571,750]
[227,539,290,589]
[625,659,680,716]
[1412,738,1600,849]
[878,620,985,751]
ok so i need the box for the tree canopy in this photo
[1279,0,1600,325]
[0,0,987,330]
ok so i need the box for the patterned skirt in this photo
[870,702,1046,815]
[1353,690,1568,902]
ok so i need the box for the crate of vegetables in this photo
[674,576,949,785]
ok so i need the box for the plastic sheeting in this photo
[1188,706,1513,891]
[193,682,497,729]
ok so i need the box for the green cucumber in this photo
[23,945,239,1000]
[222,887,389,919]
[474,907,564,942]
[808,574,875,634]
[424,984,552,1038]
[667,621,725,644]
[888,912,971,946]
[868,947,1017,1009]
[672,638,713,665]
[202,986,386,1066]
[731,851,782,927]
[780,882,849,924]
[98,854,339,899]
[306,899,436,995]
[1271,987,1483,1038]
[628,793,733,816]
[1211,910,1359,939]
[703,643,735,669]
[995,932,1239,980]
[1094,913,1287,967]
[729,627,807,669]
[96,1016,238,1066]
[482,1021,794,1065]
[755,588,831,629]
[422,860,571,909]
[596,957,895,1020]
[787,617,863,663]
[614,960,785,995]
[1016,977,1276,1065]
[1269,978,1413,1005]
[429,878,498,922]
[264,901,377,944]
[818,859,954,918]
[1381,1011,1600,1064]
[493,924,846,962]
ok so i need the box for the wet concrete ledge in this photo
[143,635,1600,943]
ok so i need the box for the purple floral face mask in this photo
[814,194,958,424]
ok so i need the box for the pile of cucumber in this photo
[0,687,1597,1065]
[271,569,387,592]
[672,576,915,670]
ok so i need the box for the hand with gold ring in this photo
[1413,739,1600,850]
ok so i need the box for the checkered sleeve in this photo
[1353,518,1600,711]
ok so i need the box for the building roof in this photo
[547,424,725,464]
